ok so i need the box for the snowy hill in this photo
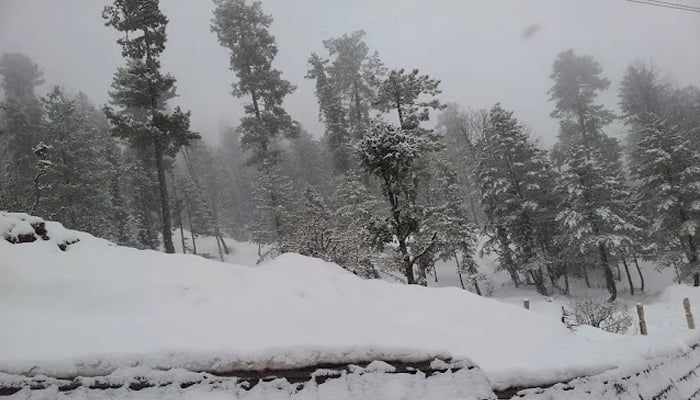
[1,212,699,393]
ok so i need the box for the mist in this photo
[1,0,698,145]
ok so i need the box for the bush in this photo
[566,298,633,334]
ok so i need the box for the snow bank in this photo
[515,343,700,399]
[1,362,496,400]
[1,213,699,390]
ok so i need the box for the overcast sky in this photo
[1,0,698,146]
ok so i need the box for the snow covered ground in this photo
[1,212,699,393]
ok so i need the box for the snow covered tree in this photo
[619,62,700,285]
[119,146,161,250]
[249,163,299,260]
[374,68,443,130]
[548,50,617,166]
[103,0,199,253]
[475,104,562,295]
[332,172,381,277]
[423,156,480,292]
[286,186,338,260]
[211,0,299,166]
[630,116,700,285]
[556,144,641,301]
[356,121,443,284]
[35,88,114,238]
[0,52,44,211]
[306,31,384,174]
[435,103,488,225]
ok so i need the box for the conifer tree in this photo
[374,69,443,130]
[549,49,617,166]
[102,0,199,253]
[306,31,384,174]
[36,87,114,237]
[356,121,442,284]
[249,163,298,260]
[630,117,700,285]
[0,52,44,211]
[556,145,640,301]
[424,156,480,292]
[619,63,700,285]
[475,104,561,294]
[211,0,298,166]
[332,172,380,277]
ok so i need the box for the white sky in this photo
[1,0,699,146]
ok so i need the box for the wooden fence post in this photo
[636,303,647,336]
[523,299,530,310]
[683,298,695,330]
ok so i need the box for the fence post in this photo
[523,299,530,310]
[636,303,647,336]
[683,298,695,330]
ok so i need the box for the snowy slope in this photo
[1,213,698,391]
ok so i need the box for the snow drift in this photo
[1,212,698,391]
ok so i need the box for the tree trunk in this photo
[615,263,622,281]
[154,139,174,253]
[563,263,570,295]
[632,254,645,293]
[399,239,415,284]
[598,242,617,301]
[473,279,482,296]
[530,269,547,296]
[622,258,634,296]
[583,265,591,289]
[170,173,186,254]
[454,253,466,290]
[185,199,197,255]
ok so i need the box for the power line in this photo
[624,0,700,13]
[632,0,700,10]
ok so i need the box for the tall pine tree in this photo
[102,0,199,253]
[211,0,299,166]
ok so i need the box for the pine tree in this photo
[356,121,443,284]
[0,52,44,211]
[332,172,381,277]
[619,63,700,285]
[423,155,480,292]
[211,0,298,166]
[475,104,562,295]
[36,87,114,238]
[630,116,700,285]
[548,49,616,166]
[102,0,199,253]
[374,69,443,130]
[249,163,298,260]
[556,145,641,301]
[306,31,384,174]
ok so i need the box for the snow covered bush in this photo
[567,298,633,334]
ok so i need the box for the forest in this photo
[1,0,699,304]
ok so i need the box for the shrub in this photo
[566,298,633,334]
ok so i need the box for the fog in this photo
[1,0,698,145]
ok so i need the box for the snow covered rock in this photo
[1,212,80,251]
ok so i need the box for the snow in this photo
[3,364,496,400]
[1,213,700,392]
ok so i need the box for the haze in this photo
[1,0,698,145]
